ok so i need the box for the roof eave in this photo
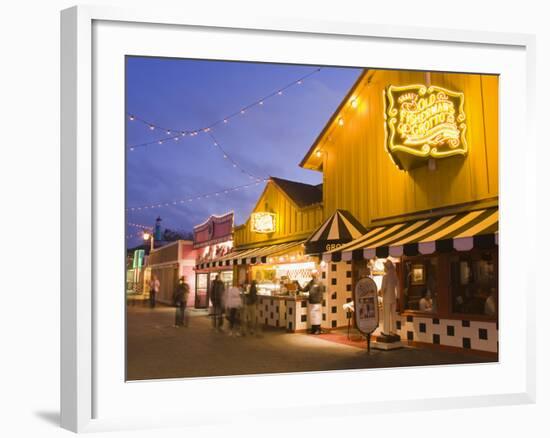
[299,68,369,170]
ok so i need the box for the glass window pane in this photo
[403,257,437,312]
[450,251,497,316]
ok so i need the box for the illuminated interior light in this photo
[297,80,302,85]
[129,115,135,121]
[174,137,179,141]
[149,125,155,130]
[158,140,163,145]
[130,147,134,151]
[338,117,344,126]
[240,110,245,114]
[166,130,171,135]
[278,91,283,95]
[259,101,264,105]
[315,150,322,158]
[351,98,358,108]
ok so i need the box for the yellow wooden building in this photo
[298,68,499,353]
[300,68,498,227]
[233,176,323,249]
[211,177,325,332]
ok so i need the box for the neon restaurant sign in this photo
[251,212,277,233]
[384,84,468,170]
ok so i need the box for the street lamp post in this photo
[143,230,154,252]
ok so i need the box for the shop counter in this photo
[255,295,310,332]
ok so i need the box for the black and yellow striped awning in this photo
[323,207,498,262]
[196,240,306,270]
[305,209,367,254]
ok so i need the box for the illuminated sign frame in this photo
[251,212,277,233]
[384,84,468,170]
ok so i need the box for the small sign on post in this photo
[353,276,379,352]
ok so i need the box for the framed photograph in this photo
[411,264,425,285]
[61,5,536,433]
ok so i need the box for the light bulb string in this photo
[206,131,263,180]
[126,179,268,212]
[126,67,321,140]
[130,130,264,181]
[127,222,154,230]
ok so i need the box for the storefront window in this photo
[219,270,233,289]
[403,257,438,313]
[250,261,317,296]
[450,251,497,317]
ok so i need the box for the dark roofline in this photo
[270,176,322,208]
[299,68,369,169]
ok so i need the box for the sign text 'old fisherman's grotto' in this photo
[384,84,468,170]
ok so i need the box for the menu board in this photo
[353,277,379,335]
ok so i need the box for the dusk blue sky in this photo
[126,57,362,247]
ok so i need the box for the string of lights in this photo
[129,129,264,180]
[126,67,322,150]
[206,131,263,180]
[126,222,188,238]
[126,179,267,212]
[127,222,153,230]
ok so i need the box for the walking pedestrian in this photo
[210,274,225,331]
[243,280,259,335]
[304,271,325,334]
[225,283,243,336]
[149,274,160,309]
[173,275,190,327]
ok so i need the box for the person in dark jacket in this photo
[243,280,259,335]
[305,272,325,334]
[210,274,225,331]
[173,275,190,327]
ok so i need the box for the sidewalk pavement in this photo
[126,305,496,381]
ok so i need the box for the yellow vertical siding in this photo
[309,69,498,226]
[234,181,323,248]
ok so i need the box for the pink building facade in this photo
[147,240,197,306]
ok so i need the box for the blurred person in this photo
[149,275,160,309]
[173,275,190,327]
[225,283,243,336]
[304,271,325,335]
[484,287,497,317]
[210,274,225,331]
[418,288,433,312]
[243,280,259,335]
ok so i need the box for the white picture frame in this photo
[60,5,536,433]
